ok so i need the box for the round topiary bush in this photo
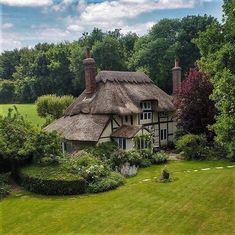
[19,165,87,195]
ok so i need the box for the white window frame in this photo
[141,101,152,111]
[140,111,152,121]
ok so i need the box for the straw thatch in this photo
[65,71,175,116]
[45,114,109,141]
[111,125,144,138]
[46,70,175,142]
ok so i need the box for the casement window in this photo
[140,101,152,110]
[160,129,167,140]
[140,112,152,121]
[137,139,149,149]
[140,101,152,121]
[118,138,127,150]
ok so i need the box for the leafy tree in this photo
[68,42,86,95]
[0,49,21,80]
[174,68,215,134]
[0,80,16,103]
[0,107,62,175]
[194,0,235,160]
[130,16,216,93]
[92,36,127,71]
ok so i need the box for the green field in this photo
[0,104,45,127]
[1,160,235,235]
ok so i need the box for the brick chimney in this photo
[172,59,182,95]
[83,48,96,97]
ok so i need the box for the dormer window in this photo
[141,101,152,111]
[140,101,152,121]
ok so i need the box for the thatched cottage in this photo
[45,50,181,153]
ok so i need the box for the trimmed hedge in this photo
[19,165,86,195]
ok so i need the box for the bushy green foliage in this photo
[88,172,124,193]
[36,94,74,120]
[20,152,124,195]
[194,1,235,161]
[0,107,37,164]
[0,80,16,103]
[176,134,207,160]
[0,174,10,199]
[0,107,62,174]
[110,149,142,168]
[86,141,118,165]
[151,152,168,164]
[62,153,110,182]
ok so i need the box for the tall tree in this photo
[194,0,235,160]
[129,16,216,93]
[92,36,127,71]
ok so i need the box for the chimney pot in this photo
[85,47,91,59]
[175,59,180,68]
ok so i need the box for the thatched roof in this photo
[96,71,152,84]
[44,114,109,141]
[111,125,144,138]
[65,71,175,116]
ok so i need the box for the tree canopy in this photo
[0,15,216,103]
[194,1,235,160]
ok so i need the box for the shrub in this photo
[88,172,124,193]
[120,163,138,177]
[19,165,86,195]
[176,134,207,160]
[0,108,62,175]
[19,151,125,195]
[159,166,173,183]
[62,153,110,182]
[0,174,10,199]
[151,152,168,164]
[110,149,143,168]
[37,156,60,166]
[36,94,74,120]
[85,141,118,166]
[140,159,152,167]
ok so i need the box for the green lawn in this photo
[0,104,45,127]
[1,160,234,235]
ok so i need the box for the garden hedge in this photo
[19,165,87,195]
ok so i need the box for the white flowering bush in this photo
[120,162,138,177]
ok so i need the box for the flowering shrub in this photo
[62,153,110,182]
[110,149,142,168]
[151,152,168,164]
[120,162,138,177]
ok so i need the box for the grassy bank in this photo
[1,160,234,235]
[0,104,45,127]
